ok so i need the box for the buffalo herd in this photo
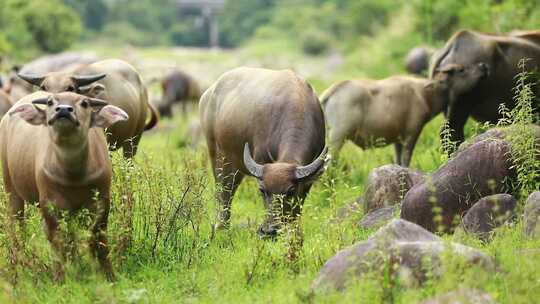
[0,29,539,281]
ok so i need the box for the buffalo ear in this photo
[9,103,46,126]
[91,105,128,128]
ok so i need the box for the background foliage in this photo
[2,0,539,60]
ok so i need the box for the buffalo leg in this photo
[394,143,403,166]
[122,134,141,159]
[39,200,65,282]
[444,102,471,154]
[328,128,347,161]
[88,194,115,281]
[214,154,244,230]
[401,130,422,167]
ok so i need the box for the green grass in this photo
[0,45,539,303]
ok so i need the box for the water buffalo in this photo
[404,46,435,75]
[17,59,159,158]
[1,91,128,281]
[430,30,540,149]
[321,75,475,166]
[5,52,98,101]
[200,67,327,237]
[158,69,201,117]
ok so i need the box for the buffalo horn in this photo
[17,73,45,87]
[31,96,52,105]
[71,73,106,87]
[243,143,264,179]
[295,147,328,180]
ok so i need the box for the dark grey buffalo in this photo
[159,69,200,117]
[199,67,327,237]
[431,30,540,149]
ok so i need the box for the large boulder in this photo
[421,288,498,304]
[311,219,495,292]
[402,138,514,233]
[364,164,424,213]
[524,191,540,238]
[461,194,517,240]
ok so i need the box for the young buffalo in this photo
[200,67,327,237]
[0,91,128,281]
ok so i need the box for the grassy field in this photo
[0,45,539,304]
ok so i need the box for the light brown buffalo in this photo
[321,74,484,166]
[430,30,540,149]
[200,67,327,237]
[1,91,128,281]
[6,52,98,101]
[18,59,159,158]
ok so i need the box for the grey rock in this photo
[524,191,540,238]
[358,206,397,229]
[461,194,517,240]
[422,288,497,304]
[364,164,425,213]
[312,219,495,292]
[402,138,514,233]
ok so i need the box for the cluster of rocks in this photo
[313,127,540,298]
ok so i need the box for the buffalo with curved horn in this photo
[200,67,327,237]
[18,72,106,91]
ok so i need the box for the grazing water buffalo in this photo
[1,91,128,281]
[321,73,487,166]
[18,59,159,158]
[200,67,327,237]
[431,30,540,149]
[6,52,98,101]
[405,46,435,75]
[159,69,201,117]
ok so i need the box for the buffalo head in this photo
[433,62,489,116]
[18,72,106,96]
[243,143,327,237]
[9,93,127,143]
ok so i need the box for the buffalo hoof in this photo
[257,224,279,239]
[214,221,230,231]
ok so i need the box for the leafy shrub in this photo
[23,0,81,53]
[301,30,332,56]
[169,19,209,47]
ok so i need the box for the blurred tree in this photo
[219,0,276,47]
[0,0,81,56]
[24,0,82,52]
[64,0,108,31]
